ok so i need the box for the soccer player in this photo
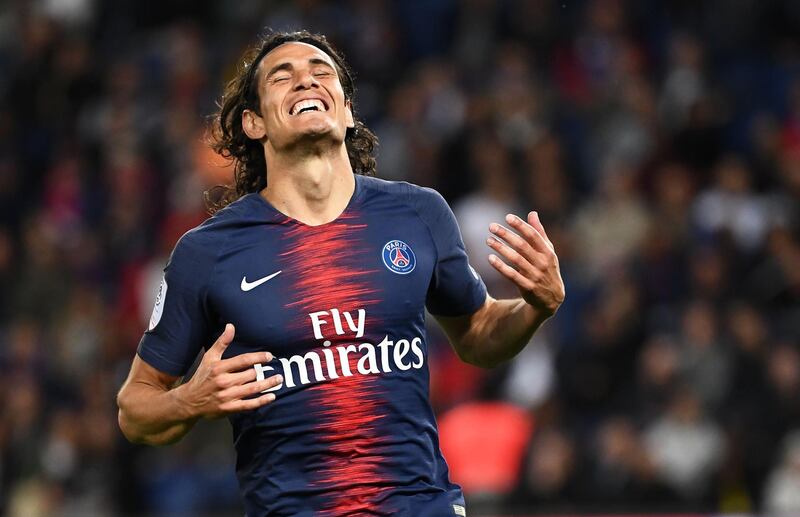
[117,31,565,516]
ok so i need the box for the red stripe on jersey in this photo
[278,213,391,515]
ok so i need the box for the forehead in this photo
[258,42,337,74]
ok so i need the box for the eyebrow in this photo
[264,58,336,81]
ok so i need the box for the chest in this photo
[207,216,434,357]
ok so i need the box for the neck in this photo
[261,143,355,226]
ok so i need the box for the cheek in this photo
[261,89,284,117]
[264,100,285,128]
[330,86,351,122]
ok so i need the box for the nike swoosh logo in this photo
[240,271,282,292]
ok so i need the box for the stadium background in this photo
[1,0,800,515]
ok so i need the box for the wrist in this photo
[171,383,202,421]
[521,297,554,325]
[523,292,558,315]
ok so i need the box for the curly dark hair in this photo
[205,30,378,214]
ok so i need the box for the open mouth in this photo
[290,98,329,115]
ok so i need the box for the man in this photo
[117,31,564,516]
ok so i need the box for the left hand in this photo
[486,211,565,317]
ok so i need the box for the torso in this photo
[206,176,467,516]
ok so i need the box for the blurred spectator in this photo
[13,216,72,323]
[764,431,800,514]
[590,73,657,176]
[0,226,15,320]
[659,33,706,133]
[687,243,731,303]
[508,426,579,512]
[454,132,522,294]
[765,343,800,435]
[502,330,555,410]
[373,81,426,182]
[635,334,680,421]
[676,300,731,411]
[692,155,772,253]
[586,417,669,508]
[523,132,573,224]
[724,302,773,499]
[570,163,651,283]
[644,388,725,504]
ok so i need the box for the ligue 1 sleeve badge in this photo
[148,275,168,331]
[382,240,416,275]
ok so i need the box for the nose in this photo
[293,68,319,91]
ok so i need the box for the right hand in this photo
[177,323,282,419]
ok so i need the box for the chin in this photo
[294,123,345,144]
[302,124,334,137]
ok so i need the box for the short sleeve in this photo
[137,231,217,376]
[412,187,487,316]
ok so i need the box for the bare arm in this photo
[436,296,548,368]
[117,324,283,446]
[436,211,565,368]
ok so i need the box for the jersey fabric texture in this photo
[138,175,487,516]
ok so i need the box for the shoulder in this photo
[361,176,460,253]
[170,194,258,264]
[359,175,449,214]
[181,194,263,241]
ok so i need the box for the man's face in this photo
[247,42,354,150]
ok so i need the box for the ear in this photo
[345,99,355,129]
[242,109,267,140]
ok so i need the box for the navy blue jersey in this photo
[138,175,486,516]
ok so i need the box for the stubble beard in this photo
[283,120,346,157]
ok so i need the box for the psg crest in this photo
[382,240,416,275]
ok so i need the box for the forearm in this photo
[453,297,550,368]
[117,381,199,446]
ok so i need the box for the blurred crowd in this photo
[1,0,800,515]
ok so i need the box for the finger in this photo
[237,393,275,411]
[210,323,235,359]
[527,211,554,252]
[488,253,534,292]
[221,374,283,401]
[219,350,274,373]
[486,235,540,273]
[219,392,277,413]
[217,367,259,389]
[503,214,550,254]
[489,221,545,262]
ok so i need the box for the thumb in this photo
[211,323,235,358]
